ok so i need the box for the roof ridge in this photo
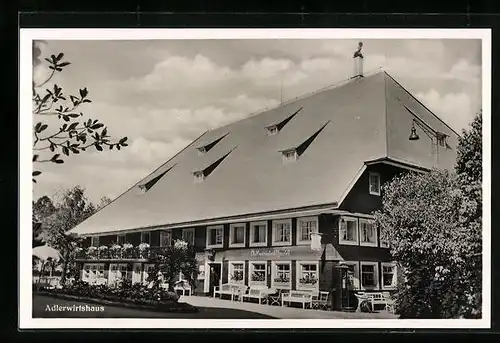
[207,67,386,133]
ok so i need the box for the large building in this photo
[68,53,459,300]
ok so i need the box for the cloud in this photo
[415,89,476,133]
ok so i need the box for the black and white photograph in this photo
[20,29,490,329]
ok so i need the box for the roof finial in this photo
[353,41,363,58]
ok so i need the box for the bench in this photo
[281,291,313,309]
[174,280,192,296]
[242,287,269,304]
[356,292,392,312]
[214,283,248,301]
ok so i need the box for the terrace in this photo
[75,243,189,261]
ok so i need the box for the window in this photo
[344,261,360,290]
[142,264,155,285]
[249,262,267,286]
[272,262,291,289]
[140,232,151,244]
[206,226,224,248]
[359,219,377,247]
[159,230,172,247]
[229,224,246,247]
[197,265,205,280]
[297,216,319,244]
[272,219,292,246]
[250,221,268,247]
[90,236,100,247]
[297,261,319,291]
[83,263,105,284]
[360,262,379,289]
[118,263,129,280]
[194,171,205,183]
[229,261,245,284]
[382,263,397,289]
[437,133,447,147]
[182,228,195,246]
[117,234,126,245]
[339,217,358,245]
[267,125,278,136]
[197,146,206,155]
[282,149,298,163]
[369,172,381,196]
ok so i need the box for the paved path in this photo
[179,296,398,319]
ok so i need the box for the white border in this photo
[20,28,491,329]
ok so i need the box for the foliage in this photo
[32,42,128,183]
[146,240,198,292]
[40,280,189,309]
[374,111,482,319]
[34,186,98,284]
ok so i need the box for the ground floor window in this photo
[272,261,291,289]
[109,263,130,286]
[297,261,319,291]
[229,261,245,284]
[360,261,379,289]
[381,262,397,289]
[143,263,155,284]
[82,263,105,284]
[249,262,267,286]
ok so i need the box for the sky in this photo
[32,38,482,204]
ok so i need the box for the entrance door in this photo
[208,263,221,297]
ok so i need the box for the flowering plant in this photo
[98,245,108,251]
[110,244,121,251]
[274,275,290,283]
[251,272,266,282]
[138,243,150,250]
[230,271,244,282]
[122,243,133,250]
[299,274,317,285]
[173,239,188,251]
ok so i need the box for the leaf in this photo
[117,145,121,151]
[95,144,103,152]
[32,155,39,162]
[102,128,107,137]
[33,179,37,183]
[44,58,52,63]
[79,88,88,98]
[69,113,80,118]
[58,61,71,67]
[62,147,69,156]
[39,124,48,132]
[91,123,104,130]
[49,144,55,152]
[50,154,60,162]
[50,54,56,62]
[56,53,64,61]
[119,137,128,144]
[54,159,64,164]
[32,171,42,176]
[110,145,113,150]
[82,99,92,103]
[63,115,70,122]
[35,122,42,131]
[68,122,78,130]
[122,143,128,147]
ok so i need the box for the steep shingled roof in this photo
[69,71,459,236]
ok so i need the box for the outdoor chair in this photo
[268,289,286,306]
[354,293,371,312]
[312,291,330,310]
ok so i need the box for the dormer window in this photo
[135,165,175,194]
[137,185,147,194]
[194,171,205,183]
[282,149,298,163]
[267,125,278,136]
[436,133,447,147]
[196,133,228,155]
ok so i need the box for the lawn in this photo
[33,294,275,319]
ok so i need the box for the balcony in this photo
[74,242,193,262]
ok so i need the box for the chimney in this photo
[353,41,364,78]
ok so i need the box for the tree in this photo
[36,186,98,285]
[33,195,57,247]
[374,111,483,319]
[147,240,198,293]
[32,41,128,183]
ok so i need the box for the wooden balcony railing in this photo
[75,245,193,261]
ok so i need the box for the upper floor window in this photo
[182,228,195,246]
[250,221,268,247]
[229,224,246,248]
[140,232,151,245]
[194,171,205,183]
[117,234,126,245]
[159,230,172,247]
[272,219,292,246]
[90,236,100,247]
[297,216,319,244]
[267,125,278,136]
[369,172,381,196]
[339,217,358,245]
[359,219,377,247]
[206,225,224,248]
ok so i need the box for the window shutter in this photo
[267,261,272,288]
[244,261,249,286]
[291,260,297,290]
